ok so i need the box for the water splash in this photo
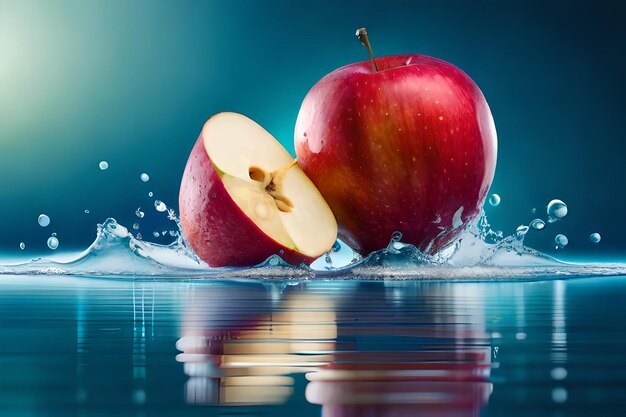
[2,210,626,280]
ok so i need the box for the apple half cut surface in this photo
[179,112,338,267]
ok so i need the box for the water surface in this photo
[1,273,625,416]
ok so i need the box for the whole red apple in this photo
[294,29,497,255]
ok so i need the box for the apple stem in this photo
[356,28,379,72]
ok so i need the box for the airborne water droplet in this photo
[489,194,501,207]
[154,200,167,212]
[19,242,25,250]
[140,173,150,182]
[133,223,139,230]
[135,208,144,218]
[391,231,403,242]
[530,219,546,230]
[99,161,109,170]
[84,209,90,214]
[590,232,601,244]
[148,192,153,197]
[547,199,568,219]
[555,234,568,248]
[516,225,529,235]
[38,214,50,227]
[47,236,59,250]
[153,231,160,238]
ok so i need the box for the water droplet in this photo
[169,230,177,237]
[153,231,160,238]
[135,208,144,218]
[391,231,403,242]
[325,253,332,264]
[531,208,537,214]
[590,232,601,244]
[47,236,59,250]
[140,172,150,182]
[516,225,529,235]
[269,257,279,266]
[530,219,545,230]
[555,234,568,248]
[332,240,341,252]
[99,161,109,170]
[132,223,139,230]
[52,232,57,237]
[38,214,50,227]
[148,192,153,197]
[154,200,167,212]
[488,194,501,207]
[84,209,90,214]
[136,232,143,240]
[547,199,568,219]
[19,242,25,250]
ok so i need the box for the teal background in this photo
[0,0,625,255]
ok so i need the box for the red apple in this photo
[179,112,337,267]
[294,29,497,255]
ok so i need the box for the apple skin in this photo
[179,134,316,267]
[295,54,497,255]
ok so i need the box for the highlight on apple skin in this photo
[295,31,497,256]
[179,112,338,267]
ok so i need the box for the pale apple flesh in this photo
[179,112,337,267]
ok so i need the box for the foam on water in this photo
[2,211,626,280]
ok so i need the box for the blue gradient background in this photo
[1,0,625,256]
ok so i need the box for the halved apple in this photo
[179,112,338,267]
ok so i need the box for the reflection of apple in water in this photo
[176,283,338,406]
[295,28,497,255]
[179,112,337,267]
